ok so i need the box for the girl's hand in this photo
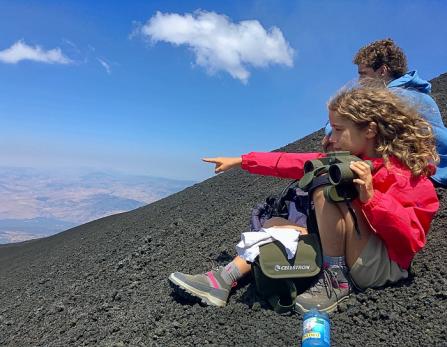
[202,157,242,174]
[321,135,333,152]
[350,161,374,203]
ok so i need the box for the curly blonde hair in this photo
[328,85,439,177]
[353,38,407,79]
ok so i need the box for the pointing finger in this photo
[202,158,218,163]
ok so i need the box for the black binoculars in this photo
[299,151,373,202]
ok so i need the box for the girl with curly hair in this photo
[169,85,439,313]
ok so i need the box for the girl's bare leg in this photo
[312,187,371,268]
[294,187,372,313]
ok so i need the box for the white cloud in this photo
[97,57,111,74]
[138,11,294,83]
[0,40,72,65]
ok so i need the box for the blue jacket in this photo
[325,71,447,186]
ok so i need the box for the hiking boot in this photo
[295,267,351,314]
[168,268,231,307]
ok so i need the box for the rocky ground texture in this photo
[1,73,447,346]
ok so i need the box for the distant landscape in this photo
[0,167,195,244]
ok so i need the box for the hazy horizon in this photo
[0,166,196,244]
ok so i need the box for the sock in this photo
[323,255,346,268]
[323,255,350,288]
[219,261,243,286]
[204,261,242,290]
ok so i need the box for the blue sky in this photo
[0,1,446,180]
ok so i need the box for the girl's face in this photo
[328,110,377,157]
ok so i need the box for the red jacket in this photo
[241,151,439,269]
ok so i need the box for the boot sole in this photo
[168,273,227,307]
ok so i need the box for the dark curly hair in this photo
[353,38,408,79]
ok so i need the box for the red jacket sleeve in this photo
[360,174,439,269]
[241,152,325,179]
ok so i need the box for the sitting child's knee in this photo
[263,217,289,228]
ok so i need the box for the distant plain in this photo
[0,167,195,243]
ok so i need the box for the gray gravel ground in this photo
[1,73,447,346]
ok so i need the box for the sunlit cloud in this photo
[0,40,72,64]
[136,11,294,83]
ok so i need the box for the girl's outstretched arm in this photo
[203,152,325,178]
[241,152,325,179]
[202,157,242,174]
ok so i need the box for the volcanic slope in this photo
[1,74,447,346]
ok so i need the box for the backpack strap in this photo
[267,280,297,314]
[271,179,299,218]
[304,174,330,236]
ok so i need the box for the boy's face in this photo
[357,63,391,81]
[357,64,378,79]
[328,110,372,156]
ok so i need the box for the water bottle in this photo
[301,309,330,347]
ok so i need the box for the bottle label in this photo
[302,317,330,345]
